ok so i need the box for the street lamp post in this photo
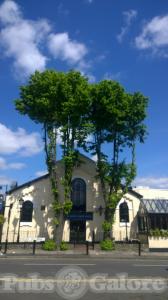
[17,198,24,243]
[4,203,13,252]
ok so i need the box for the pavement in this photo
[1,248,168,259]
[0,257,167,299]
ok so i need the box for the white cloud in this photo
[8,162,26,169]
[0,157,26,170]
[0,123,42,156]
[77,59,91,73]
[86,73,96,83]
[0,1,90,77]
[0,157,8,170]
[117,9,137,43]
[103,72,122,81]
[0,175,13,185]
[35,170,48,177]
[134,176,168,189]
[48,32,88,65]
[135,15,168,56]
[0,0,50,77]
[0,0,21,24]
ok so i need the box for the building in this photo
[1,154,168,250]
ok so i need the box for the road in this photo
[0,257,167,299]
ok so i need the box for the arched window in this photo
[21,200,33,222]
[71,178,86,211]
[119,201,129,223]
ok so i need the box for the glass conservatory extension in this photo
[138,199,168,233]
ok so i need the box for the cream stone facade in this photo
[1,155,168,250]
[113,192,141,241]
[2,155,105,243]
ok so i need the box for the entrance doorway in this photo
[70,221,86,242]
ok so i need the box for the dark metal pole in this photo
[86,241,89,255]
[33,240,36,255]
[0,185,8,244]
[4,203,13,254]
[125,221,128,242]
[17,206,22,243]
[92,230,95,250]
[138,241,141,256]
[4,239,8,254]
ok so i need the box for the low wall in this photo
[148,237,168,252]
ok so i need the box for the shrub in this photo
[100,239,115,251]
[160,230,168,237]
[102,221,111,232]
[150,228,159,237]
[60,241,69,251]
[154,228,160,237]
[149,229,168,238]
[42,239,57,251]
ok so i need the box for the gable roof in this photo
[7,153,95,194]
[6,153,142,199]
[7,173,49,194]
[78,153,96,164]
[128,188,142,199]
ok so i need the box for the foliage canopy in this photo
[15,69,148,240]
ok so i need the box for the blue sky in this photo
[0,0,168,190]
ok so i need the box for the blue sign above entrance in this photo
[66,212,93,221]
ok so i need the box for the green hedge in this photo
[42,240,57,251]
[60,241,69,251]
[100,239,115,251]
[149,229,168,238]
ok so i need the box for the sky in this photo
[0,0,168,190]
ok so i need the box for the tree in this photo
[51,70,90,237]
[15,70,64,240]
[58,71,90,210]
[15,70,148,242]
[15,69,90,243]
[82,80,148,237]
